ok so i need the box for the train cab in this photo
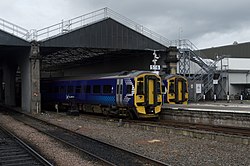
[162,74,188,104]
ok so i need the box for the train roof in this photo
[42,70,159,81]
[163,74,186,80]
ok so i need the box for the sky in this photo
[1,0,250,49]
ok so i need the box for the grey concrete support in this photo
[0,70,3,103]
[20,53,31,112]
[19,42,41,113]
[2,63,17,106]
[29,41,41,113]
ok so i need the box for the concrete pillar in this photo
[29,41,41,113]
[2,63,17,106]
[0,70,3,103]
[20,41,41,113]
[20,54,30,112]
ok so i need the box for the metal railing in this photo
[35,7,171,45]
[106,8,171,47]
[0,7,172,46]
[0,18,30,41]
[174,39,220,101]
[35,8,106,41]
[171,39,211,61]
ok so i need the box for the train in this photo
[41,71,163,119]
[162,74,188,104]
[40,71,189,119]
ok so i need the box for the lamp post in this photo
[223,63,229,102]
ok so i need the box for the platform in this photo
[163,100,250,114]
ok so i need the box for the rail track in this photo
[127,119,250,137]
[2,108,168,166]
[160,120,250,137]
[0,125,53,166]
[1,105,249,165]
[60,112,250,138]
[56,112,250,138]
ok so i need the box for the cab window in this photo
[169,81,175,93]
[137,82,144,95]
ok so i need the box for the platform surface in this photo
[163,100,250,114]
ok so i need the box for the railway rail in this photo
[160,120,250,137]
[2,108,168,166]
[1,104,249,165]
[123,118,250,137]
[56,112,250,138]
[0,125,53,166]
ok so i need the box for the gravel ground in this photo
[0,113,103,166]
[1,111,249,166]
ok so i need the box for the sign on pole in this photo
[196,83,202,94]
[150,65,161,71]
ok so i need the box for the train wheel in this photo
[152,116,160,122]
[128,109,138,120]
[102,108,109,116]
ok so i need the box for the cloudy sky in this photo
[1,0,249,49]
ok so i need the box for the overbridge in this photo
[0,8,177,113]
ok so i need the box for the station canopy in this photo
[0,8,170,71]
[38,8,169,71]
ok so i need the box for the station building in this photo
[182,41,250,102]
[200,42,250,100]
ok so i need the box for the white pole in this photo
[36,102,39,114]
[55,104,59,114]
[227,94,230,103]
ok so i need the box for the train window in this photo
[157,82,161,94]
[67,86,74,93]
[183,81,188,92]
[93,85,101,94]
[137,82,144,95]
[116,85,119,94]
[169,82,175,93]
[103,85,112,94]
[126,85,132,94]
[120,85,123,94]
[138,77,143,81]
[75,86,82,93]
[59,86,65,93]
[84,85,91,93]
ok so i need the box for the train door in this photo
[168,80,175,103]
[116,79,123,106]
[175,77,187,103]
[145,75,159,106]
[148,79,155,105]
[177,78,183,102]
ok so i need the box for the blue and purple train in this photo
[41,71,162,119]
